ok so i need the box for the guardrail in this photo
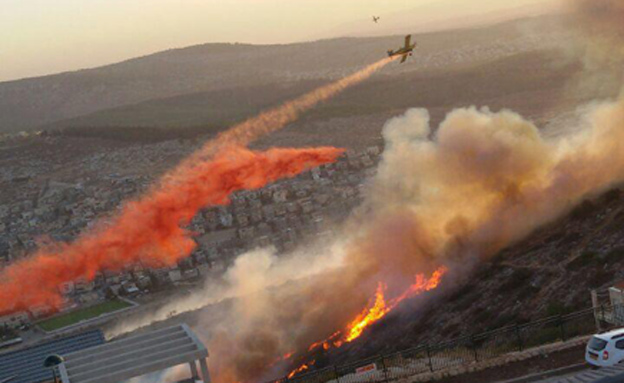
[270,305,614,383]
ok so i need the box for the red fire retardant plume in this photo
[0,145,344,314]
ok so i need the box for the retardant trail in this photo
[0,146,344,314]
[172,57,395,176]
[0,56,391,314]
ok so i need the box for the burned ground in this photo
[315,187,624,366]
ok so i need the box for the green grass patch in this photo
[37,299,131,331]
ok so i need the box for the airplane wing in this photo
[404,35,412,49]
[400,54,408,64]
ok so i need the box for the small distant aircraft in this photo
[387,34,417,64]
[372,16,380,23]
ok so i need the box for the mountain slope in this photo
[0,16,568,133]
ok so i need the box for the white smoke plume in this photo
[109,94,624,382]
[368,102,624,261]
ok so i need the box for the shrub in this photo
[602,189,622,204]
[566,251,598,271]
[516,284,540,301]
[570,200,597,221]
[588,268,615,288]
[523,327,562,348]
[605,247,624,264]
[546,302,574,317]
[498,268,532,293]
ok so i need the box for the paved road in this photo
[538,365,624,383]
[497,364,589,383]
[538,368,591,382]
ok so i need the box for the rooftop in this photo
[59,324,209,383]
[593,328,624,340]
[0,330,105,383]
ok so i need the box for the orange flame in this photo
[346,282,391,342]
[288,361,313,379]
[345,266,448,343]
[304,266,448,353]
[389,266,448,307]
[308,331,342,352]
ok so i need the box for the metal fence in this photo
[271,305,613,383]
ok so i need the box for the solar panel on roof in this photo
[0,330,105,383]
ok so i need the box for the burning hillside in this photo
[101,2,624,382]
[158,92,624,383]
[311,266,447,351]
[285,267,447,378]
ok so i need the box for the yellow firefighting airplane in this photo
[387,34,417,64]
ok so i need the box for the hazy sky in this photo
[0,0,559,82]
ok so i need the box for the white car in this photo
[586,328,624,367]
